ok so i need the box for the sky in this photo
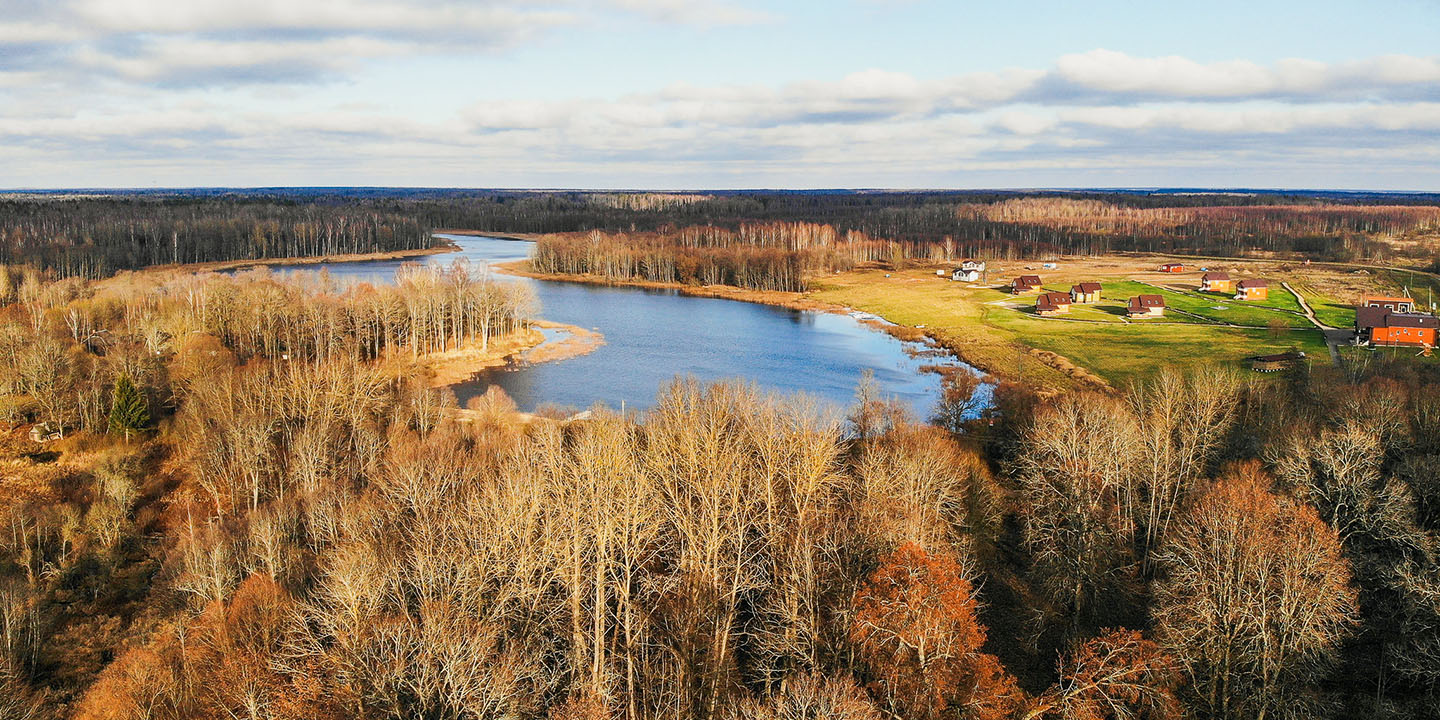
[1,0,1439,190]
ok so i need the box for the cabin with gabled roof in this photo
[1127,294,1166,318]
[1036,291,1072,316]
[1011,275,1042,294]
[1234,279,1269,301]
[1200,272,1233,293]
[1070,282,1102,304]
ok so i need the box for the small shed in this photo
[1159,263,1184,273]
[29,423,62,443]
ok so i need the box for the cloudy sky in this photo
[2,0,1438,189]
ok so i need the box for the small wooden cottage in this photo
[953,267,981,282]
[1127,295,1166,318]
[1011,275,1042,293]
[1234,279,1269,301]
[1200,272,1233,293]
[1159,263,1185,273]
[1070,282,1102,304]
[1036,291,1072,316]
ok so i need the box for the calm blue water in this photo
[250,234,982,416]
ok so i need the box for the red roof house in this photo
[1011,275,1042,293]
[1036,291,1073,316]
[1127,294,1166,317]
[1070,282,1102,304]
[1234,279,1269,301]
[1200,272,1233,293]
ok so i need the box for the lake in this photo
[252,234,985,417]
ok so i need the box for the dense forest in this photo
[4,189,1439,281]
[529,223,903,292]
[3,260,1440,718]
[0,261,533,434]
[0,196,430,278]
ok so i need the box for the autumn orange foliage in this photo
[850,542,1023,720]
[1024,628,1182,720]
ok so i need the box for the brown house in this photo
[1200,272,1233,293]
[1011,275,1042,293]
[1127,294,1166,318]
[1070,282,1102,304]
[1036,291,1072,316]
[1234,279,1269,301]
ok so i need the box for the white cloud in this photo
[0,0,749,87]
[2,22,1440,188]
[1050,48,1440,100]
[609,0,776,27]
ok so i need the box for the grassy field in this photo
[985,307,1327,384]
[792,252,1440,391]
[809,265,1331,390]
[1096,280,1313,328]
[1290,283,1357,329]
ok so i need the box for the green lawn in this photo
[1291,283,1357,329]
[985,305,1327,387]
[1071,281,1313,328]
[809,269,1330,390]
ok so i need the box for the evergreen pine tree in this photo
[108,374,149,442]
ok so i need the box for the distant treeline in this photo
[0,196,430,278]
[530,223,905,291]
[4,190,1440,280]
[408,191,1440,262]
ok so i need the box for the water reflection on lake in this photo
[255,234,987,416]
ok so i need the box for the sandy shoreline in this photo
[522,320,606,365]
[417,319,604,389]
